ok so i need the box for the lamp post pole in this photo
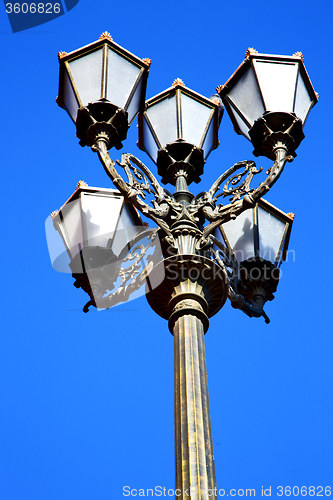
[50,34,318,500]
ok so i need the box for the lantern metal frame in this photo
[219,50,318,159]
[138,80,222,185]
[57,32,151,150]
[215,198,294,323]
[51,181,160,313]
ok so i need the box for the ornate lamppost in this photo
[48,33,317,499]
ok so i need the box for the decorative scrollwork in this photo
[222,161,262,202]
[92,138,293,267]
[196,148,293,245]
[92,140,176,245]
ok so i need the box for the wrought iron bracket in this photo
[90,138,293,321]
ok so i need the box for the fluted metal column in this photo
[146,256,227,500]
[170,294,217,500]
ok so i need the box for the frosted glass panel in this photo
[258,207,286,264]
[126,74,143,123]
[181,94,212,146]
[294,71,312,123]
[81,193,123,248]
[254,60,298,112]
[142,116,159,161]
[112,204,139,256]
[107,48,141,109]
[63,69,79,122]
[69,49,103,106]
[45,215,71,273]
[146,95,178,147]
[60,198,83,256]
[232,108,251,139]
[223,209,255,262]
[228,66,264,126]
[202,118,214,159]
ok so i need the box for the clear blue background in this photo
[0,1,332,498]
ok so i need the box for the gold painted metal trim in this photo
[176,89,183,140]
[253,205,259,257]
[59,37,147,72]
[101,44,108,99]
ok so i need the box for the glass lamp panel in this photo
[107,48,142,111]
[45,215,71,273]
[146,95,178,148]
[59,198,83,257]
[126,74,143,124]
[228,65,264,126]
[254,60,298,112]
[222,209,255,262]
[214,227,227,247]
[202,118,214,159]
[63,69,79,122]
[181,93,213,147]
[258,206,286,264]
[81,192,123,248]
[68,49,103,106]
[141,116,159,161]
[294,70,313,123]
[112,203,140,256]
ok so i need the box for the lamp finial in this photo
[245,47,258,59]
[99,32,113,41]
[172,78,185,88]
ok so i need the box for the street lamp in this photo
[138,78,222,185]
[57,31,150,149]
[218,48,318,159]
[48,35,317,499]
[215,198,294,323]
[47,180,162,312]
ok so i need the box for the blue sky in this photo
[0,1,332,499]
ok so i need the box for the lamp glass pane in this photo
[146,95,178,147]
[222,209,255,262]
[142,116,159,161]
[231,107,251,139]
[202,118,214,159]
[228,66,264,126]
[68,49,103,106]
[59,198,83,257]
[258,206,286,264]
[294,70,312,123]
[181,93,213,147]
[254,60,298,112]
[45,215,71,273]
[63,69,79,122]
[81,192,123,248]
[126,74,143,124]
[107,48,141,110]
[112,204,140,256]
